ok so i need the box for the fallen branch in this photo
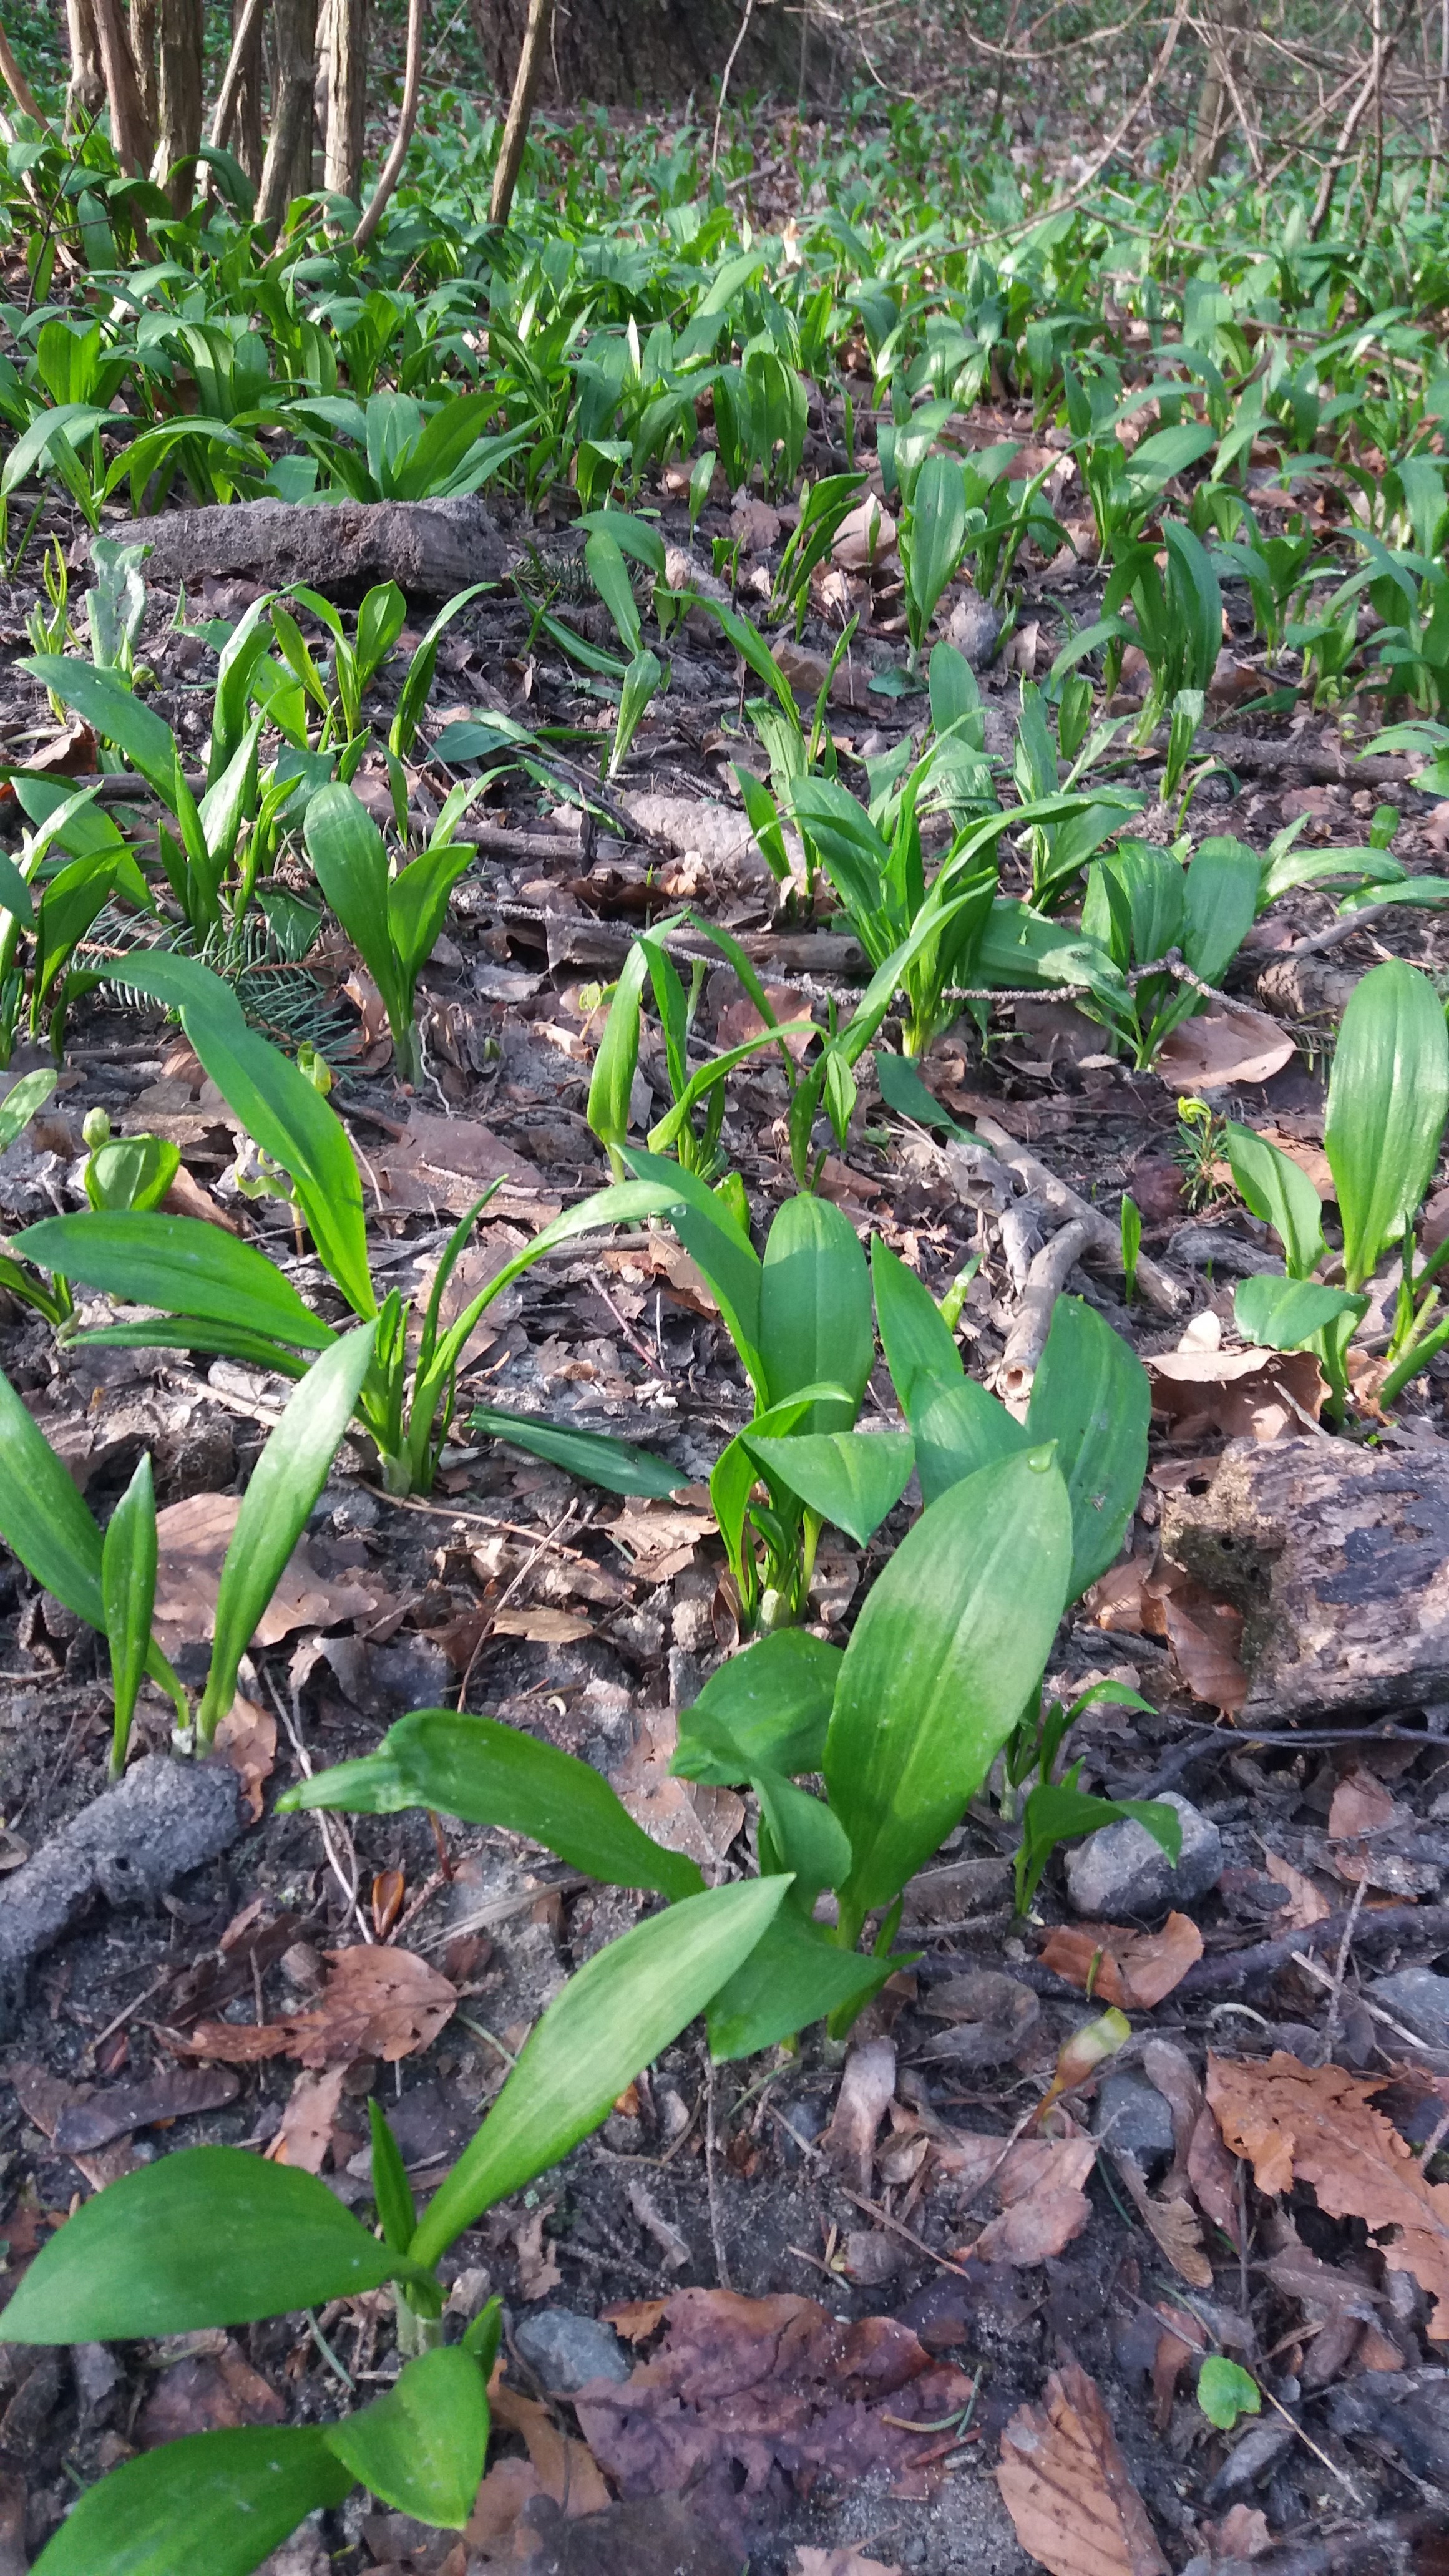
[947,1114,1188,1317]
[998,1217,1095,1408]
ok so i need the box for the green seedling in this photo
[81,1108,180,1214]
[608,648,663,778]
[1120,1194,1141,1304]
[1079,835,1262,1070]
[100,1452,159,1778]
[1197,2359,1261,2432]
[303,777,481,1087]
[2,1876,786,2576]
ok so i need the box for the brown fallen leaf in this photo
[997,2359,1169,2576]
[1262,1847,1332,1929]
[601,2297,670,2344]
[212,1694,276,1824]
[268,2066,346,2174]
[936,2132,1098,2265]
[731,495,781,552]
[612,1711,745,1870]
[576,2290,977,2559]
[1188,2104,1244,2253]
[607,1500,715,1584]
[486,2376,610,2512]
[1148,1344,1324,1447]
[1155,1010,1295,1090]
[135,2340,285,2448]
[0,720,98,805]
[1328,1767,1398,1839]
[822,2037,897,2195]
[1262,2210,1389,2391]
[1203,2505,1271,2562]
[171,1944,456,2069]
[161,1164,239,1231]
[489,1604,595,1644]
[513,2207,562,2301]
[832,496,897,570]
[51,2066,238,2155]
[10,2061,135,2192]
[1207,2052,1449,2336]
[1113,2152,1212,2290]
[153,1495,386,1654]
[1038,1914,1203,2011]
[371,1109,554,1216]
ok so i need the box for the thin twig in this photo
[702,2040,734,2290]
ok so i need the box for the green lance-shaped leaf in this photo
[109,950,375,1319]
[902,451,969,642]
[1234,1272,1368,1352]
[283,1707,705,1902]
[409,1875,790,2266]
[29,2425,353,2576]
[0,1362,107,1633]
[908,1373,1029,1508]
[671,1628,843,1784]
[826,1447,1073,1919]
[1025,1297,1149,1600]
[587,936,651,1171]
[102,1450,157,1777]
[197,1324,378,1745]
[1224,1123,1327,1280]
[1018,1778,1180,1912]
[0,1068,56,1148]
[620,1146,765,1399]
[759,1191,873,1432]
[303,780,404,1025]
[19,654,180,801]
[871,1235,963,1409]
[743,1427,914,1544]
[368,2099,417,2256]
[469,1407,688,1496]
[2,2146,412,2344]
[1325,958,1449,1290]
[323,2348,487,2529]
[14,1211,336,1352]
[707,1903,897,2061]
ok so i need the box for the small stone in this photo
[1370,1967,1449,2051]
[514,2308,631,2394]
[1065,1790,1223,1918]
[946,587,1003,668]
[1093,2071,1176,2170]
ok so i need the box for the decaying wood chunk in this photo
[96,496,510,598]
[1160,1434,1449,1722]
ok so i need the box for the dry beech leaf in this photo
[1148,1345,1324,1448]
[601,2297,670,2344]
[1204,2505,1272,2562]
[613,1711,744,1870]
[267,2066,345,2175]
[607,1501,715,1583]
[1328,1768,1398,1839]
[135,2339,285,2449]
[1208,2052,1449,2334]
[485,2377,610,2512]
[489,1604,595,1644]
[212,1694,276,1825]
[512,2206,562,2301]
[170,1944,456,2069]
[822,2036,897,2195]
[1038,1914,1203,2011]
[1112,2153,1212,2290]
[1155,1009,1295,1090]
[153,1495,385,1654]
[997,2358,1169,2576]
[1262,1847,1332,1929]
[832,496,897,570]
[937,2133,1098,2266]
[1188,2105,1243,2253]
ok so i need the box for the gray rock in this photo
[1370,1968,1449,2052]
[946,587,1003,668]
[1065,1790,1224,1918]
[1093,2071,1176,2169]
[514,2310,631,2395]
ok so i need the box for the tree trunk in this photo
[490,0,550,223]
[467,0,804,105]
[323,0,369,201]
[129,0,158,135]
[64,0,107,124]
[255,0,319,230]
[228,0,266,182]
[94,0,156,174]
[157,0,204,208]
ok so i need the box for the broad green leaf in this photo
[469,1407,688,1496]
[1026,1297,1149,1599]
[368,2099,417,2256]
[198,1325,378,1740]
[323,2348,486,2528]
[1325,959,1449,1289]
[410,1876,789,2264]
[826,1449,1072,1915]
[620,1147,764,1398]
[284,1708,704,1902]
[903,451,968,635]
[1,402,117,496]
[30,2426,351,2576]
[671,1628,842,1783]
[759,1192,872,1432]
[1183,837,1261,988]
[790,776,890,927]
[1234,1272,1367,1350]
[871,1236,963,1405]
[706,1904,897,2060]
[1020,1778,1180,1895]
[107,952,375,1319]
[102,1450,156,1766]
[387,838,473,983]
[909,1372,1028,1507]
[0,1362,105,1630]
[1223,1124,1327,1279]
[0,1069,54,1149]
[586,932,669,1166]
[304,781,399,1013]
[754,1767,852,1901]
[14,1212,335,1350]
[584,528,642,655]
[19,655,178,798]
[2,2147,406,2341]
[874,1051,968,1136]
[743,1428,914,1544]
